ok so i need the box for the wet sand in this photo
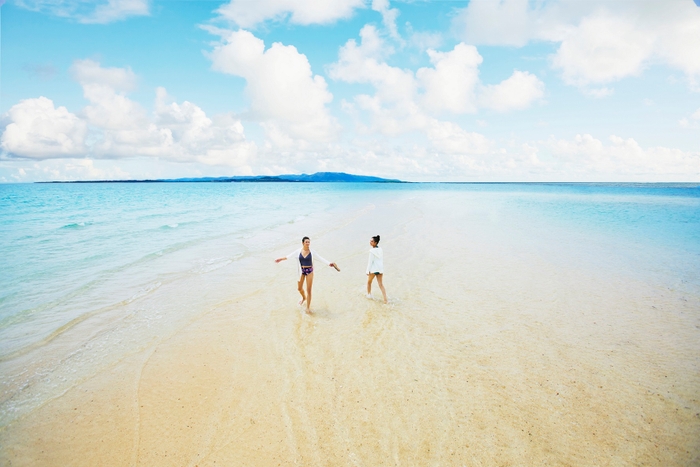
[1,191,699,466]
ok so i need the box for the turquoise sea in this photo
[1,182,700,433]
[2,182,699,357]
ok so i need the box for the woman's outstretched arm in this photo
[275,248,300,263]
[313,250,340,271]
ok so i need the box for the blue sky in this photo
[1,0,699,182]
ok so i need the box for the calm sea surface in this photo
[1,182,699,361]
[1,182,700,463]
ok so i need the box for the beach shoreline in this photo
[1,185,699,466]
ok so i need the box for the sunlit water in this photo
[1,182,699,465]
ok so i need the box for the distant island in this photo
[42,172,404,184]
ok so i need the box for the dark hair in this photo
[302,236,310,244]
[372,235,380,244]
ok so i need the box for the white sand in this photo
[1,190,699,466]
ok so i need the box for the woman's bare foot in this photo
[299,298,306,306]
[305,308,312,314]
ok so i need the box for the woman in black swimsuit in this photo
[275,236,339,314]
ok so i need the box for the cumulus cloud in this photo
[545,134,700,178]
[15,0,150,23]
[329,25,410,102]
[206,28,338,143]
[479,70,545,112]
[452,0,540,47]
[215,0,365,28]
[1,60,256,168]
[330,26,544,132]
[453,0,700,89]
[371,0,401,41]
[75,68,256,165]
[417,44,482,114]
[325,24,551,176]
[70,66,176,158]
[84,0,150,24]
[154,88,256,166]
[71,59,137,91]
[331,27,433,137]
[71,61,148,138]
[353,95,429,136]
[1,97,88,159]
[407,29,443,53]
[425,120,492,155]
[550,12,653,86]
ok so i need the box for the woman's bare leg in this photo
[366,274,375,296]
[376,274,388,304]
[305,273,314,313]
[297,275,307,305]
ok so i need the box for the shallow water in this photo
[1,182,699,465]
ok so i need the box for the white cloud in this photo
[215,0,365,28]
[331,28,543,121]
[582,87,614,99]
[353,95,429,136]
[407,29,443,53]
[479,70,545,112]
[318,131,700,182]
[452,0,539,47]
[330,27,430,136]
[15,0,149,23]
[453,0,700,89]
[371,0,400,41]
[327,25,550,176]
[206,28,338,143]
[78,80,148,134]
[546,134,700,178]
[426,120,492,155]
[72,65,151,152]
[551,12,653,86]
[1,60,256,168]
[1,97,88,159]
[79,76,256,165]
[71,59,137,91]
[654,3,700,79]
[82,0,149,24]
[417,44,482,114]
[329,25,410,103]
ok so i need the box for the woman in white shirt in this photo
[275,236,339,314]
[366,235,387,304]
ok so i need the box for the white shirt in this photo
[285,248,331,276]
[366,247,384,274]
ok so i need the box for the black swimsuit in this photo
[299,251,313,275]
